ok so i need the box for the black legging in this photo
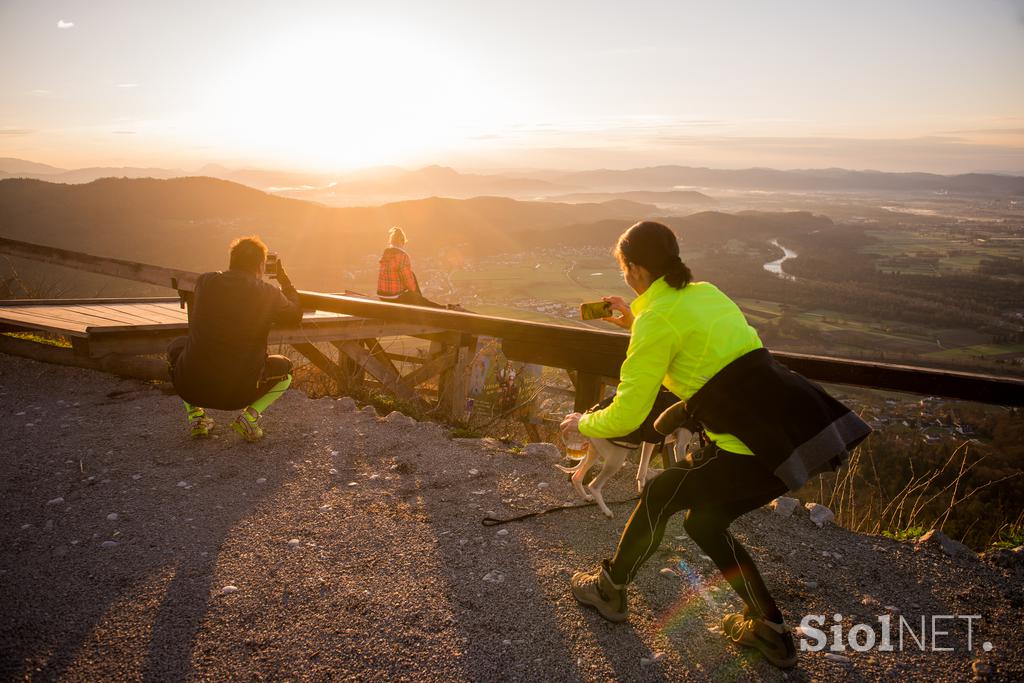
[608,443,789,623]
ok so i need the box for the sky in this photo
[1,0,1023,174]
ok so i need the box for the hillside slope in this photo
[0,354,1020,681]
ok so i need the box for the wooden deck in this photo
[0,297,457,357]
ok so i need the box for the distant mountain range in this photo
[545,189,716,206]
[549,165,1024,195]
[2,157,1021,200]
[0,159,570,204]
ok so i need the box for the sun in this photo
[197,27,493,169]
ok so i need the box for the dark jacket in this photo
[171,269,303,410]
[658,348,871,490]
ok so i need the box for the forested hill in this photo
[0,177,830,291]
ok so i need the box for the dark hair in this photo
[228,235,268,272]
[614,221,692,289]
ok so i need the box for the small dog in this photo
[556,428,692,518]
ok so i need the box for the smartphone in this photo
[265,252,279,279]
[580,300,612,320]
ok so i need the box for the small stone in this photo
[335,397,357,411]
[176,481,188,488]
[502,639,511,646]
[131,474,142,480]
[805,502,835,527]
[861,595,879,606]
[384,411,416,426]
[659,567,679,577]
[824,653,851,665]
[496,529,509,536]
[46,497,64,506]
[917,529,978,561]
[106,513,118,521]
[884,605,901,614]
[468,469,479,476]
[482,570,505,584]
[523,442,561,459]
[330,450,340,457]
[329,469,338,475]
[288,538,301,548]
[537,482,548,489]
[256,477,267,484]
[770,496,800,517]
[801,580,819,590]
[972,660,992,675]
[100,540,118,549]
[347,481,358,487]
[20,523,31,530]
[361,405,376,416]
[221,585,239,595]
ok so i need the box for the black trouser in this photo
[608,443,789,622]
[382,290,444,308]
[167,337,293,409]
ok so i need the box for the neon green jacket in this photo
[577,277,763,454]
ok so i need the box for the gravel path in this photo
[1,353,1021,681]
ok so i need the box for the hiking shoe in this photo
[721,612,798,669]
[571,560,628,623]
[230,407,264,442]
[187,411,214,438]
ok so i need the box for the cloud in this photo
[116,83,139,89]
[112,130,136,135]
[29,89,51,96]
[942,127,1024,136]
[57,20,74,29]
[0,129,34,135]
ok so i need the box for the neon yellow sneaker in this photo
[230,407,264,442]
[187,410,214,438]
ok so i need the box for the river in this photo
[763,238,797,281]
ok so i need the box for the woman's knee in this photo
[682,509,728,544]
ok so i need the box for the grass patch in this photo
[2,331,72,348]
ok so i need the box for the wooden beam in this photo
[401,349,458,388]
[291,342,346,393]
[0,334,168,381]
[0,236,198,292]
[334,341,424,408]
[0,297,180,307]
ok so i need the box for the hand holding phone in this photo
[580,300,612,320]
[265,252,279,279]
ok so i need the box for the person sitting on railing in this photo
[166,236,302,441]
[562,220,870,669]
[376,226,445,308]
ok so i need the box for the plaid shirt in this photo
[377,247,418,297]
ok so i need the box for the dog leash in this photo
[481,495,641,526]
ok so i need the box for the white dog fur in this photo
[556,427,692,518]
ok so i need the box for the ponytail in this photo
[614,221,692,290]
[663,254,693,289]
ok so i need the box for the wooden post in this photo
[574,372,602,412]
[440,335,475,422]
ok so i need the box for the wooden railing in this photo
[2,235,1023,409]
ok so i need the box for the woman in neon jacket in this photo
[564,220,868,669]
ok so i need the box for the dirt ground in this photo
[1,354,1021,682]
